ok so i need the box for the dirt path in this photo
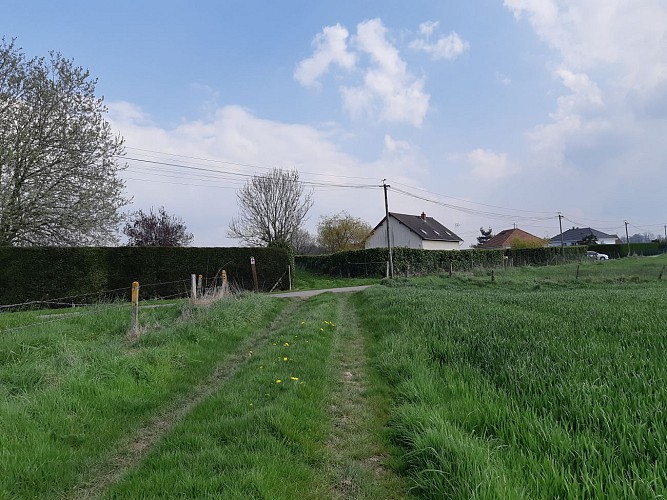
[68,299,303,500]
[325,294,408,499]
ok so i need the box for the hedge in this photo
[296,246,586,277]
[588,242,661,258]
[0,246,291,306]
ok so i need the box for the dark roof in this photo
[372,212,462,242]
[549,227,619,243]
[478,228,544,249]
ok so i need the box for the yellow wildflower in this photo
[290,376,299,381]
[276,379,282,384]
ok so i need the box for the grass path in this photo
[89,292,412,499]
[70,299,303,499]
[325,294,409,499]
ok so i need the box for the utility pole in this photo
[625,221,630,257]
[558,213,564,249]
[383,180,394,278]
[664,224,666,241]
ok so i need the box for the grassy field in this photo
[1,255,666,498]
[353,254,667,498]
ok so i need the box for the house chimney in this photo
[420,212,426,220]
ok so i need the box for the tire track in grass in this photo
[69,299,304,500]
[326,293,409,499]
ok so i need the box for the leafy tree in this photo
[317,211,371,253]
[228,168,313,246]
[510,237,549,249]
[0,38,128,246]
[474,227,493,248]
[123,206,193,246]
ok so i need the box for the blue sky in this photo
[4,1,666,246]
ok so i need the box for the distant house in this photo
[549,227,621,247]
[478,228,545,250]
[365,212,463,250]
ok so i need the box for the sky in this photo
[3,0,667,247]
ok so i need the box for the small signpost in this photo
[131,281,139,332]
[250,256,258,292]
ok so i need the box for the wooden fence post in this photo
[197,274,203,297]
[131,281,139,332]
[288,265,292,291]
[221,269,228,294]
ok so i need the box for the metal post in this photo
[221,269,228,294]
[288,265,292,291]
[191,274,197,301]
[197,274,203,297]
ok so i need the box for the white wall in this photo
[365,217,460,250]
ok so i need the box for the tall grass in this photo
[0,295,284,498]
[353,258,667,498]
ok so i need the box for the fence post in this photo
[576,264,580,280]
[131,281,139,332]
[288,265,292,291]
[449,262,453,278]
[659,265,665,280]
[197,274,203,297]
[191,274,197,301]
[491,270,495,282]
[221,269,228,294]
[386,261,390,279]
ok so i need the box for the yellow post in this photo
[131,281,139,331]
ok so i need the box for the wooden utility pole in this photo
[625,221,630,257]
[383,180,394,278]
[558,213,564,249]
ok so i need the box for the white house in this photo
[365,212,463,250]
[549,227,621,247]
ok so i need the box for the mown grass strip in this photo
[0,294,285,499]
[324,293,410,499]
[104,293,341,499]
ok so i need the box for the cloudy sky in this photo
[4,0,666,246]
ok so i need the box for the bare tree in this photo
[228,168,313,246]
[290,227,321,254]
[0,38,128,246]
[123,206,194,246]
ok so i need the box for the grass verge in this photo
[0,294,285,498]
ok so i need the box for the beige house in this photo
[365,212,462,250]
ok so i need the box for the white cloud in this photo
[107,102,427,245]
[344,18,430,126]
[409,21,469,61]
[296,18,432,126]
[504,0,667,179]
[465,149,513,180]
[294,23,356,87]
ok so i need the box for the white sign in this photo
[250,256,255,265]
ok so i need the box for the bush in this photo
[0,247,291,305]
[296,246,585,278]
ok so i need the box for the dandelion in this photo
[283,357,288,361]
[284,342,289,347]
[320,328,324,332]
[276,379,282,384]
[300,321,305,325]
[290,376,299,381]
[260,365,264,369]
